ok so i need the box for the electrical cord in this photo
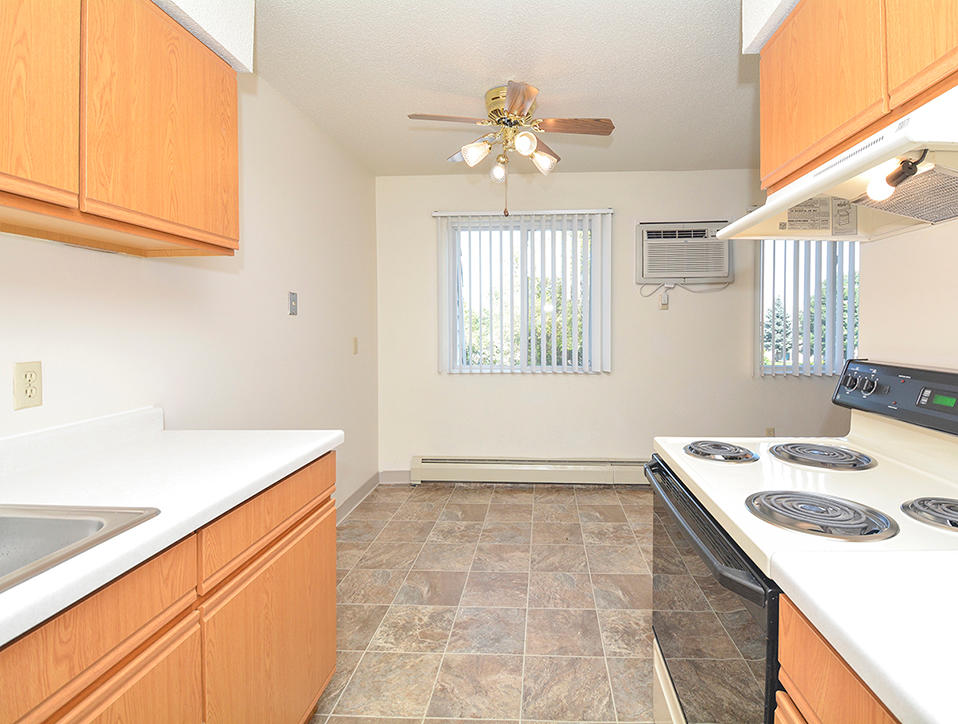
[639,281,731,297]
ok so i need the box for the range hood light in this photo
[866,176,895,201]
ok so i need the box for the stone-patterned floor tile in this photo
[313,650,363,715]
[480,521,532,544]
[394,570,468,606]
[412,543,476,571]
[652,610,740,659]
[425,719,517,724]
[355,541,423,570]
[582,522,636,545]
[623,503,654,527]
[364,486,414,504]
[591,573,652,610]
[485,502,533,521]
[427,521,484,543]
[615,485,653,502]
[528,571,595,608]
[409,483,455,502]
[426,653,523,719]
[337,569,406,604]
[336,604,389,650]
[447,607,526,654]
[574,485,621,504]
[530,543,589,572]
[653,573,710,611]
[663,658,764,723]
[531,521,583,544]
[577,504,628,523]
[521,656,615,721]
[460,571,529,607]
[449,485,495,503]
[597,609,654,657]
[337,518,387,542]
[490,484,535,500]
[532,502,579,522]
[439,503,488,521]
[525,608,604,656]
[586,545,649,574]
[325,717,414,724]
[533,484,576,502]
[393,501,445,521]
[336,569,350,584]
[368,605,457,653]
[471,543,531,572]
[374,519,436,542]
[607,657,654,722]
[333,651,442,717]
[346,500,400,520]
[336,541,371,570]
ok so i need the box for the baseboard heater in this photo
[410,456,649,486]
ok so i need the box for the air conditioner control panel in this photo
[833,359,958,436]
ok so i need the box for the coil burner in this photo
[683,440,759,463]
[746,490,898,540]
[901,497,958,531]
[769,443,876,471]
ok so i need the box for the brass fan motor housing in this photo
[484,85,537,123]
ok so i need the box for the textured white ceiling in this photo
[254,0,759,175]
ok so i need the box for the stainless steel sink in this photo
[0,505,159,594]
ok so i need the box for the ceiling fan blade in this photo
[506,81,539,115]
[534,137,561,162]
[448,150,464,163]
[537,117,615,136]
[408,113,488,125]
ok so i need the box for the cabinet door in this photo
[82,0,239,247]
[759,0,887,189]
[0,0,80,207]
[203,500,337,723]
[58,614,202,724]
[886,0,958,108]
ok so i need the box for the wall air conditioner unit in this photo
[635,221,732,284]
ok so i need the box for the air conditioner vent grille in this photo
[636,222,733,284]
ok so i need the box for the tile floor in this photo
[313,482,654,723]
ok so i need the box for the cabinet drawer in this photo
[58,612,202,724]
[774,689,807,724]
[198,452,335,593]
[0,535,197,723]
[778,595,898,724]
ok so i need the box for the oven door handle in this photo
[645,460,767,605]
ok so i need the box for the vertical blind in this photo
[759,239,860,376]
[436,210,613,373]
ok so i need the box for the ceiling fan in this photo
[409,81,614,190]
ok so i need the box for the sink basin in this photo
[0,505,159,594]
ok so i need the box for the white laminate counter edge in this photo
[0,409,344,647]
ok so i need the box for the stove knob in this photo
[844,374,860,391]
[861,378,877,395]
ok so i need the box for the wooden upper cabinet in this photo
[759,0,887,189]
[886,0,958,108]
[82,0,239,247]
[0,0,80,207]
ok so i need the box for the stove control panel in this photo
[833,359,958,435]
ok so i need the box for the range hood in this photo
[719,85,958,241]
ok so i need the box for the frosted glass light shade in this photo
[490,162,507,183]
[531,150,557,175]
[461,141,492,167]
[514,131,538,156]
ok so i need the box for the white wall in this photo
[0,75,379,502]
[376,170,847,472]
[860,225,958,369]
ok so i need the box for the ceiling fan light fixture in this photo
[461,141,492,167]
[531,150,557,175]
[490,155,508,183]
[514,131,538,156]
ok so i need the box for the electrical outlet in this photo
[13,361,42,410]
[765,427,776,437]
[288,291,298,316]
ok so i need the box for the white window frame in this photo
[436,209,613,374]
[757,238,860,377]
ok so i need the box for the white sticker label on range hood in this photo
[782,197,858,235]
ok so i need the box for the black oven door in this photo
[645,455,779,724]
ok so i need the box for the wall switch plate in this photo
[13,361,42,410]
[288,291,298,316]
[765,427,776,436]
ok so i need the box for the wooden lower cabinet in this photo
[202,499,337,724]
[774,689,807,724]
[58,614,202,724]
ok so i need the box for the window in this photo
[436,210,612,373]
[759,239,860,376]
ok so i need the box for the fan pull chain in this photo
[503,166,509,216]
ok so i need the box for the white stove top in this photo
[653,411,958,576]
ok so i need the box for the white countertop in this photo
[772,549,958,724]
[0,408,343,647]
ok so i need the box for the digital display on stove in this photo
[917,387,958,413]
[933,393,957,408]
